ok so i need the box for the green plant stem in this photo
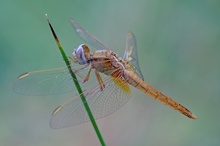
[45,14,106,146]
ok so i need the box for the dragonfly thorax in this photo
[72,44,90,65]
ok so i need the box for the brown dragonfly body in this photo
[79,45,196,119]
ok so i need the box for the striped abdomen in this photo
[124,70,196,119]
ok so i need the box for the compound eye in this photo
[72,44,88,65]
[82,45,90,54]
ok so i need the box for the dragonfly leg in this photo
[69,62,90,81]
[83,66,92,83]
[95,71,105,91]
[68,56,77,63]
[74,64,89,74]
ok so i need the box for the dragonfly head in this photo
[72,44,90,65]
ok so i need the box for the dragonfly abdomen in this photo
[144,86,196,119]
[124,70,196,119]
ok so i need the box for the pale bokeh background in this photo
[1,0,220,145]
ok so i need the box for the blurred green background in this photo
[1,0,220,145]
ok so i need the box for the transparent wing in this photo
[13,64,102,96]
[50,78,131,129]
[70,19,110,51]
[123,32,144,80]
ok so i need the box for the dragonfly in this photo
[14,19,196,129]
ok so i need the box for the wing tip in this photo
[69,18,75,23]
[52,105,62,116]
[17,72,29,79]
